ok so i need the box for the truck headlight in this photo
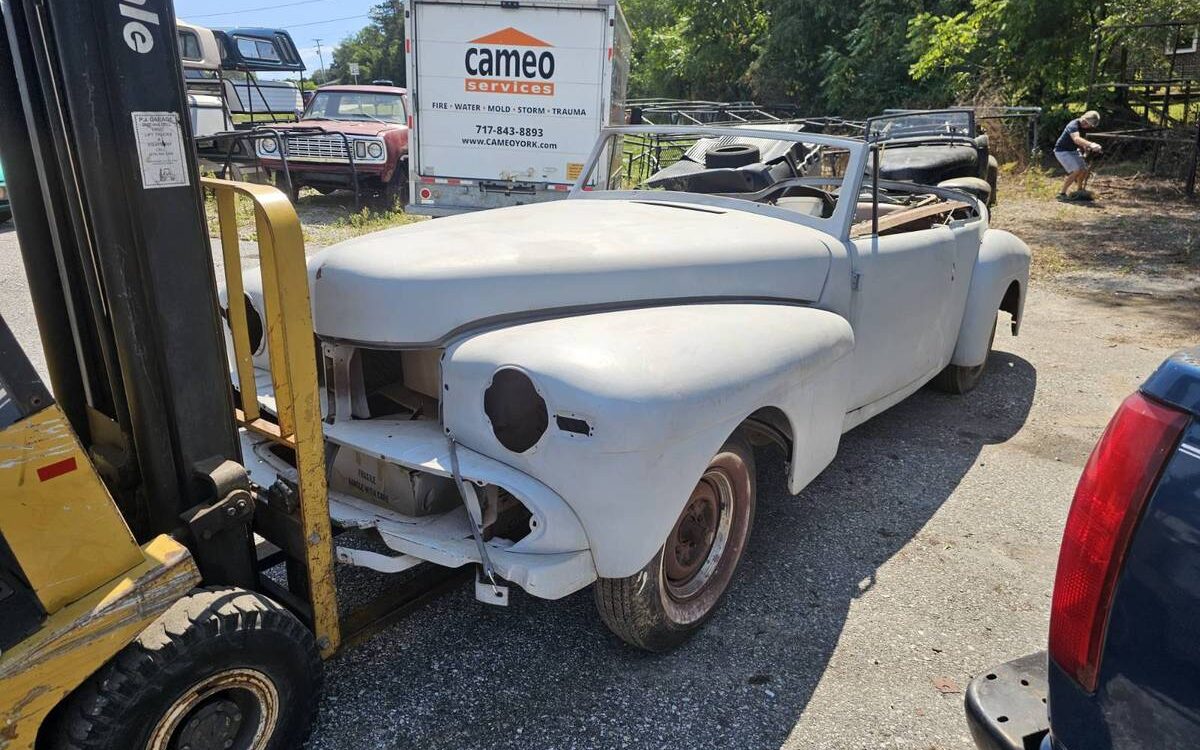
[367,141,384,159]
[484,368,548,453]
[259,138,278,155]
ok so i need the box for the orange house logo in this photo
[464,27,556,96]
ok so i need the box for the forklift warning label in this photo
[131,112,190,189]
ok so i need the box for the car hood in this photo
[287,120,405,137]
[306,199,835,346]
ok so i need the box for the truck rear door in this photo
[410,1,609,187]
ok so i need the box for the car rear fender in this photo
[951,228,1031,368]
[441,303,855,577]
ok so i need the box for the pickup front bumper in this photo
[965,650,1052,750]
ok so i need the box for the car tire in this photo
[0,208,11,225]
[705,144,761,169]
[931,316,997,395]
[51,587,322,750]
[595,432,756,652]
[986,156,999,207]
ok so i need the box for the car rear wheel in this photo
[595,432,756,652]
[52,587,321,750]
[931,316,997,395]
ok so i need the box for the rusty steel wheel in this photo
[595,432,756,652]
[664,467,736,602]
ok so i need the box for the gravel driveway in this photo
[0,197,1194,748]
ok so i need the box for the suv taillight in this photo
[1049,391,1188,692]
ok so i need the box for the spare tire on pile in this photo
[704,143,761,169]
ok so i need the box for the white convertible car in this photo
[233,126,1030,651]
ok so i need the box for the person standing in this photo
[1054,110,1102,201]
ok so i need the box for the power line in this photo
[187,0,338,20]
[288,13,369,29]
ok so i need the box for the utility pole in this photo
[313,38,326,80]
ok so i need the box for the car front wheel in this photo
[594,432,756,652]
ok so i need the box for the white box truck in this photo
[404,0,630,216]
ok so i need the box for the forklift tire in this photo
[52,587,322,750]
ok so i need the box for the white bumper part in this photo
[239,419,597,600]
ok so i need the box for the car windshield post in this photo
[871,144,880,236]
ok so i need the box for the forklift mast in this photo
[0,0,241,541]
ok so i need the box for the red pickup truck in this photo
[256,84,409,206]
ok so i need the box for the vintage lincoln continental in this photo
[229,125,1031,652]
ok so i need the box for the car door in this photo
[847,224,958,410]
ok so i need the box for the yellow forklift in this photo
[0,2,460,747]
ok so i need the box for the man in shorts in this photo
[1054,110,1102,201]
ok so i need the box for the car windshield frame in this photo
[570,125,871,241]
[302,91,408,124]
[865,109,976,142]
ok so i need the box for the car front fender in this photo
[952,228,1031,368]
[442,303,855,578]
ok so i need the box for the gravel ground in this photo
[0,176,1196,749]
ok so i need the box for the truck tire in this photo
[595,432,756,652]
[382,165,408,210]
[53,587,322,750]
[931,317,997,395]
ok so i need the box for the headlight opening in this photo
[484,368,548,453]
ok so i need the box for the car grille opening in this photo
[284,135,349,161]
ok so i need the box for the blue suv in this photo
[967,347,1200,749]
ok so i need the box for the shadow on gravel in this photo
[1081,291,1200,338]
[305,350,1037,750]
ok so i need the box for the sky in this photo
[174,0,378,78]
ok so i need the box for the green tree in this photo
[327,1,405,85]
[822,0,956,115]
[624,0,766,100]
[751,0,863,110]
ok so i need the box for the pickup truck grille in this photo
[284,135,348,160]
